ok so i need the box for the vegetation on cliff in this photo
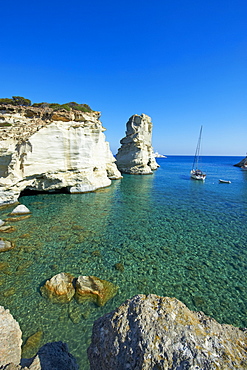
[0,96,94,112]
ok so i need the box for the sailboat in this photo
[190,125,206,181]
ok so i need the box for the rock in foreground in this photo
[0,306,22,367]
[87,294,247,370]
[0,305,78,369]
[116,114,159,174]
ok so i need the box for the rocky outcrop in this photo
[0,305,78,370]
[0,306,22,367]
[234,156,247,167]
[10,205,31,215]
[40,272,75,303]
[0,104,121,205]
[40,273,118,307]
[87,294,247,370]
[0,239,14,252]
[75,275,118,306]
[116,114,159,174]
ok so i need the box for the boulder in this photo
[87,294,247,370]
[75,275,118,306]
[0,225,15,233]
[0,239,14,252]
[21,342,79,370]
[10,205,31,215]
[116,114,159,174]
[40,273,75,303]
[0,306,22,367]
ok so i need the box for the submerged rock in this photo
[0,238,14,252]
[10,205,31,215]
[116,114,159,174]
[21,331,43,359]
[0,306,22,367]
[40,272,75,303]
[5,215,31,222]
[0,225,15,233]
[75,275,118,306]
[87,294,247,370]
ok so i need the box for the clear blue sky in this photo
[1,0,246,155]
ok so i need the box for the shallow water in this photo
[0,156,246,368]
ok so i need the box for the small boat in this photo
[241,165,247,171]
[219,179,231,184]
[191,126,206,181]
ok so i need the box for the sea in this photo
[0,155,246,369]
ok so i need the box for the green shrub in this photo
[0,122,12,127]
[0,97,94,112]
[12,96,31,106]
[0,98,13,105]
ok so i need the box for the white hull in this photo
[241,166,247,171]
[190,170,206,181]
[219,179,231,183]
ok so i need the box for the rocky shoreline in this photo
[1,294,246,369]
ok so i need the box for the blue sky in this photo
[1,0,246,155]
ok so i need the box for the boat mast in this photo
[192,125,203,170]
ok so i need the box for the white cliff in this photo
[0,105,121,205]
[116,114,159,174]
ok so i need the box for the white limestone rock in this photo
[116,114,159,174]
[10,205,31,215]
[0,105,121,205]
[0,306,22,367]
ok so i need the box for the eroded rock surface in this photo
[40,272,75,303]
[0,238,14,252]
[0,104,121,205]
[0,305,78,370]
[116,114,159,174]
[0,306,22,367]
[87,294,247,370]
[234,156,247,167]
[75,275,118,306]
[10,205,31,215]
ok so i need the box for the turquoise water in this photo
[0,156,246,368]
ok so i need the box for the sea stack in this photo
[0,104,122,205]
[234,156,247,167]
[116,114,159,174]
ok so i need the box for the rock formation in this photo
[0,104,121,205]
[234,156,247,167]
[116,114,159,174]
[40,273,118,307]
[75,275,118,306]
[10,205,31,215]
[0,239,14,252]
[40,272,75,303]
[0,306,22,367]
[87,294,247,370]
[0,305,78,369]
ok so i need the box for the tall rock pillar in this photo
[116,114,159,174]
